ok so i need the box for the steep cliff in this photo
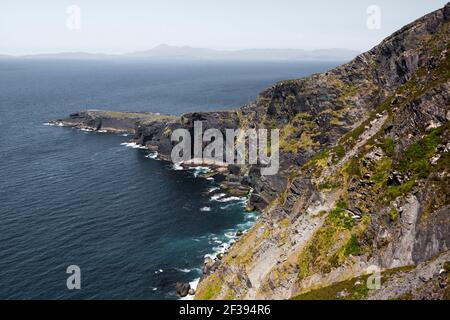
[193,3,450,300]
[53,3,450,300]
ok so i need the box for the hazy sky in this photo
[0,0,447,55]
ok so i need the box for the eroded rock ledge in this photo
[50,110,178,134]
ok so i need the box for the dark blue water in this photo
[0,59,339,299]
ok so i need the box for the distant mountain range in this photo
[0,45,359,61]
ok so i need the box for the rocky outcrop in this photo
[291,251,450,300]
[194,3,450,300]
[53,3,450,300]
[51,110,178,134]
[175,282,191,298]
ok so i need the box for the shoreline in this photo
[118,135,259,300]
[46,121,259,300]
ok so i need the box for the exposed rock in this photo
[387,171,408,186]
[336,290,349,299]
[202,258,221,277]
[175,282,191,297]
[195,4,450,300]
[52,3,450,301]
[51,110,177,134]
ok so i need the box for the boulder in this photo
[175,282,191,297]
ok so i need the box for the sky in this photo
[0,0,447,55]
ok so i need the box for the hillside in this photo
[53,3,450,300]
[193,3,450,300]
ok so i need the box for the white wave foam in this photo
[208,187,219,193]
[175,268,192,273]
[204,253,216,260]
[224,231,237,239]
[120,142,147,149]
[145,152,158,159]
[179,277,200,300]
[245,212,257,220]
[190,166,211,178]
[215,196,247,203]
[172,163,184,171]
[200,207,211,212]
[210,193,226,201]
[43,122,55,126]
[190,278,200,290]
[213,242,231,255]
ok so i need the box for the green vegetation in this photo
[342,123,447,206]
[195,273,224,300]
[444,262,450,273]
[344,235,361,256]
[196,23,450,301]
[292,274,370,300]
[297,200,356,279]
[387,178,417,199]
[292,265,416,300]
[338,96,392,149]
[380,137,395,157]
[318,181,340,191]
[339,83,358,102]
[302,150,330,169]
[280,128,318,153]
[280,218,290,228]
[388,209,399,224]
[387,124,447,199]
[398,126,444,179]
[420,151,450,224]
[333,145,346,159]
[328,200,355,230]
[279,112,321,153]
[344,155,362,177]
[371,158,392,186]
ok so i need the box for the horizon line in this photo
[0,44,361,58]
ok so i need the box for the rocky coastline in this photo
[51,3,450,300]
[51,109,257,299]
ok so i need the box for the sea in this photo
[0,59,340,299]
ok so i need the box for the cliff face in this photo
[53,4,450,300]
[192,4,449,300]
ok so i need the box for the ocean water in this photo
[0,59,340,299]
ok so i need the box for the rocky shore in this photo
[50,110,178,134]
[51,3,450,300]
[51,109,255,204]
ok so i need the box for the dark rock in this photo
[387,171,406,186]
[175,282,191,297]
[202,258,221,276]
[228,165,241,175]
